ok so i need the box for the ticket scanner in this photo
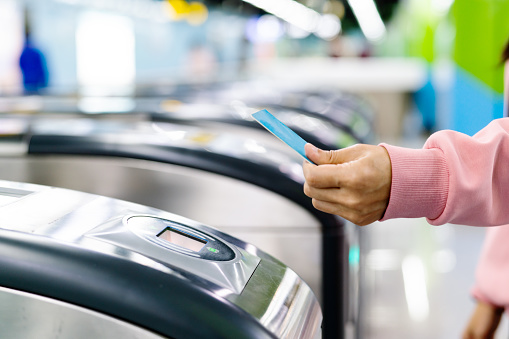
[0,116,359,339]
[0,180,321,338]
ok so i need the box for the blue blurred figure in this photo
[19,14,49,95]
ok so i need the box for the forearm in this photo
[463,300,504,339]
[382,118,509,226]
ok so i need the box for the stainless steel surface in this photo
[0,286,166,339]
[0,183,258,295]
[0,112,357,337]
[0,113,343,305]
[84,214,261,294]
[151,102,357,149]
[0,142,28,155]
[0,155,316,227]
[0,180,322,338]
[29,118,306,168]
[0,155,323,300]
[232,266,322,339]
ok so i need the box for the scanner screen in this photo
[157,228,206,252]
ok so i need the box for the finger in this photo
[306,185,388,214]
[304,184,379,207]
[311,198,350,217]
[311,199,380,226]
[305,143,362,165]
[303,161,357,189]
[304,183,344,202]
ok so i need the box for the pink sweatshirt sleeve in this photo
[471,225,509,310]
[380,117,509,226]
[470,63,509,308]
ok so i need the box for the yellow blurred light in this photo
[160,99,183,112]
[190,132,216,144]
[164,0,208,25]
[169,0,190,15]
[163,1,178,20]
[187,2,208,26]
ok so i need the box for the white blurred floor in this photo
[360,219,508,339]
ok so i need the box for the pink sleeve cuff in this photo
[378,144,449,222]
[471,285,507,313]
[471,286,499,306]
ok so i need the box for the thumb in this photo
[305,143,354,165]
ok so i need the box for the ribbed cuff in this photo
[471,286,507,313]
[379,144,449,221]
[471,286,495,305]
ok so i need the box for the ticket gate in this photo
[0,117,359,339]
[148,101,358,150]
[133,81,374,143]
[0,180,322,338]
[0,94,359,150]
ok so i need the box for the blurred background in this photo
[1,0,509,338]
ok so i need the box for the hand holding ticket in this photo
[253,109,392,226]
[251,109,315,165]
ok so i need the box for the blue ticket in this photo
[252,109,315,164]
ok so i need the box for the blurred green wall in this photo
[453,0,509,94]
[380,0,509,135]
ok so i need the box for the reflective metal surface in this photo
[0,113,350,338]
[85,214,261,294]
[0,287,166,339]
[0,77,368,339]
[150,102,358,150]
[232,263,322,339]
[136,81,374,143]
[0,156,323,300]
[0,180,322,338]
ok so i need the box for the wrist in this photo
[477,300,505,314]
[378,144,449,222]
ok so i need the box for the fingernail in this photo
[306,143,318,156]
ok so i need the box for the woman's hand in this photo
[462,301,504,339]
[303,143,392,226]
